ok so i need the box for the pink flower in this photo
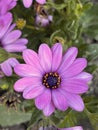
[0,13,28,52]
[22,0,46,8]
[14,43,92,116]
[0,0,17,15]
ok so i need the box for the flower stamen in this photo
[43,72,61,89]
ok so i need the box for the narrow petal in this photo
[35,89,51,110]
[58,126,83,130]
[1,60,12,76]
[60,90,84,111]
[73,72,93,82]
[8,58,19,67]
[52,43,62,71]
[14,64,41,77]
[5,23,16,34]
[14,77,41,92]
[38,44,52,72]
[23,49,43,72]
[14,38,28,45]
[43,102,55,116]
[52,89,68,111]
[36,0,46,4]
[2,30,22,45]
[61,58,87,78]
[4,44,27,52]
[8,1,17,10]
[23,85,45,99]
[58,47,78,73]
[61,79,89,94]
[0,13,12,39]
[23,0,33,8]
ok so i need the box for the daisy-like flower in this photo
[0,0,17,15]
[23,0,46,8]
[14,43,92,116]
[0,13,28,52]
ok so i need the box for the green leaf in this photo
[84,108,98,130]
[0,48,9,63]
[0,105,31,127]
[58,110,77,128]
[27,108,42,130]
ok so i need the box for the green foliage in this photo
[0,105,31,127]
[81,4,98,40]
[0,48,9,63]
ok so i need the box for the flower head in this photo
[0,0,17,15]
[0,13,28,52]
[23,0,46,8]
[14,43,92,116]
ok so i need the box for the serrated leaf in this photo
[0,105,31,127]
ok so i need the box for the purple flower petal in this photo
[23,49,43,72]
[60,90,84,111]
[23,85,45,99]
[14,77,41,92]
[58,126,83,130]
[43,102,55,116]
[74,72,93,82]
[23,0,33,8]
[4,44,27,52]
[0,0,17,15]
[14,64,42,77]
[14,39,28,45]
[2,30,22,45]
[52,43,62,71]
[61,58,87,78]
[58,47,78,73]
[0,13,12,39]
[35,89,51,110]
[52,89,68,111]
[8,1,17,10]
[61,79,89,94]
[36,0,46,4]
[5,23,16,34]
[1,60,12,76]
[8,58,19,67]
[38,44,52,72]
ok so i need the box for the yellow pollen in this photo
[16,19,26,29]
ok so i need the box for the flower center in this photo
[43,72,61,89]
